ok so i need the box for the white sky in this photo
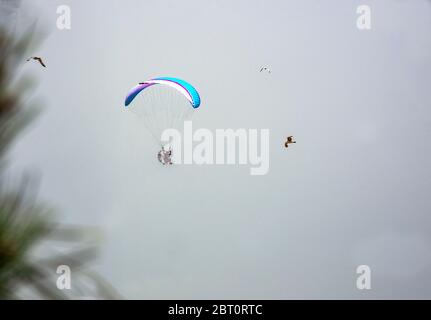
[3,0,431,298]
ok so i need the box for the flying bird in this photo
[260,66,271,73]
[26,57,46,68]
[284,136,296,148]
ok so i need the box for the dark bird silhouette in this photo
[26,57,46,68]
[284,136,296,148]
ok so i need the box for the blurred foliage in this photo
[0,27,120,299]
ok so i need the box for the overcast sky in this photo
[3,0,431,298]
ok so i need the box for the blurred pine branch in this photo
[0,26,121,299]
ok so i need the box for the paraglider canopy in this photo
[125,77,201,109]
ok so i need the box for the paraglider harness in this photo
[157,147,173,165]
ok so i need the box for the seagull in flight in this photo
[260,66,271,73]
[26,57,46,68]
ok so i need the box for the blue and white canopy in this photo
[125,77,201,108]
